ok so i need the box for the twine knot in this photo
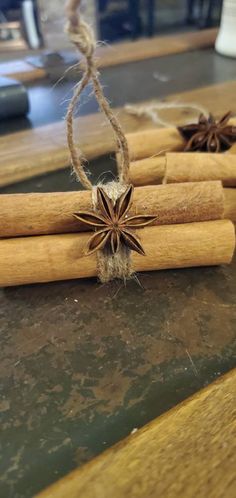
[92,182,133,282]
[65,18,95,58]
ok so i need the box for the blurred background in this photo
[0,0,223,53]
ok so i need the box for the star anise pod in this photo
[74,185,157,256]
[178,111,236,152]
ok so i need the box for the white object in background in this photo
[22,0,41,49]
[215,0,236,57]
[81,0,99,39]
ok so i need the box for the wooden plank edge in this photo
[0,29,217,82]
[95,28,218,69]
[36,368,236,498]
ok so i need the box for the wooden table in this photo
[0,48,236,498]
[37,368,236,498]
[1,46,236,187]
[0,28,217,82]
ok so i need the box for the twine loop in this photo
[65,0,132,281]
[65,0,130,190]
[65,18,95,59]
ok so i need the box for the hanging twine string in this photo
[65,0,133,282]
[65,0,130,188]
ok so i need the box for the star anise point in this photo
[178,111,236,152]
[74,185,156,256]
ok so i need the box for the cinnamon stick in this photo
[224,189,236,222]
[0,220,234,287]
[0,182,224,238]
[118,128,185,163]
[129,156,165,185]
[124,120,236,162]
[164,153,236,187]
[129,154,236,187]
[229,143,236,154]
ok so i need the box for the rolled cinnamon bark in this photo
[164,153,236,187]
[130,154,236,187]
[0,220,234,287]
[229,143,236,154]
[224,189,236,222]
[119,128,185,162]
[129,156,165,185]
[124,119,236,162]
[0,182,224,237]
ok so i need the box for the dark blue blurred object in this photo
[186,0,223,28]
[98,0,109,13]
[98,0,222,42]
[0,77,29,120]
[0,0,23,9]
[98,0,141,41]
[98,0,155,40]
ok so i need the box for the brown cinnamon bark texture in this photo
[224,189,236,222]
[0,220,234,287]
[129,157,165,185]
[129,154,236,187]
[0,182,224,237]
[124,128,185,161]
[164,153,236,186]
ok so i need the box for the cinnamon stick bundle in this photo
[1,4,233,289]
[129,154,236,187]
[0,220,234,287]
[0,182,224,238]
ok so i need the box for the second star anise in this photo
[178,111,236,152]
[74,185,157,256]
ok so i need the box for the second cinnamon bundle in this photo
[129,153,236,187]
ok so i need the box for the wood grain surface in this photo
[1,80,236,187]
[0,60,46,82]
[95,28,217,69]
[0,38,27,52]
[0,29,216,82]
[37,368,236,498]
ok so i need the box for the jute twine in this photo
[65,0,132,282]
[125,102,209,128]
[92,181,133,282]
